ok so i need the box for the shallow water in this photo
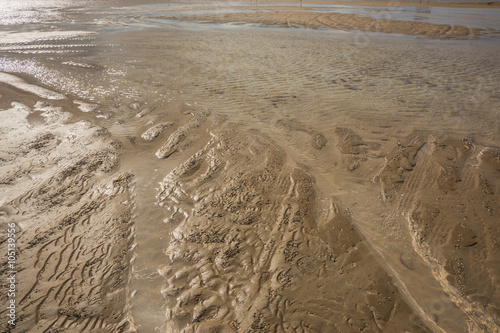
[1,1,500,332]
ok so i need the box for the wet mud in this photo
[1,1,499,332]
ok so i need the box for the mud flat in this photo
[154,123,426,331]
[333,127,500,332]
[1,1,499,332]
[134,105,500,332]
[0,78,135,332]
[383,134,500,331]
[2,75,499,331]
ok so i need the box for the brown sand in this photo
[156,0,500,9]
[239,0,500,9]
[3,76,500,331]
[170,10,496,39]
[155,124,431,332]
[1,3,500,332]
[0,83,135,331]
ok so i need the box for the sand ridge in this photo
[170,10,497,39]
[154,120,433,332]
[192,0,500,9]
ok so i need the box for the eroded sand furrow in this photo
[141,122,175,142]
[156,112,209,159]
[156,127,432,332]
[0,89,136,332]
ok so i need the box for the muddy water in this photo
[1,1,500,332]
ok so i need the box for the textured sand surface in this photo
[155,124,431,332]
[0,1,499,332]
[0,88,135,332]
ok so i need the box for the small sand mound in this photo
[156,128,432,332]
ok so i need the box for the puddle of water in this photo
[26,110,46,125]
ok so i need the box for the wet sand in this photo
[170,9,496,39]
[0,83,135,331]
[292,0,500,8]
[1,1,500,332]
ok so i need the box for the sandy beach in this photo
[0,1,499,332]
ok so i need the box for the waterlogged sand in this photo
[1,1,500,332]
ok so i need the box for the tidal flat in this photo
[0,1,499,332]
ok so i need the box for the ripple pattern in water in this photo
[103,27,500,138]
